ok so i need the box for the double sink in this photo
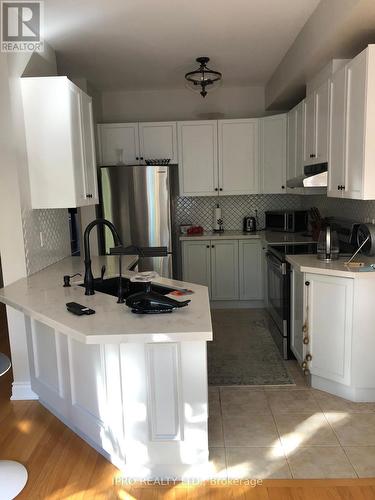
[79,277,173,299]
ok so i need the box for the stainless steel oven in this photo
[266,243,317,360]
[266,249,289,359]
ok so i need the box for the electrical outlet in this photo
[39,231,44,247]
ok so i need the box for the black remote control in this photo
[66,302,95,316]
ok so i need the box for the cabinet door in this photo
[287,107,297,182]
[239,240,263,300]
[139,122,177,163]
[260,115,287,194]
[68,83,87,207]
[218,119,259,195]
[344,50,367,199]
[211,240,239,300]
[98,123,140,165]
[296,101,305,178]
[287,101,305,194]
[328,66,346,198]
[182,241,211,293]
[315,80,329,163]
[303,93,316,164]
[290,268,305,364]
[307,274,353,386]
[178,121,218,196]
[80,92,99,205]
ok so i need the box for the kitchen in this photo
[2,1,375,498]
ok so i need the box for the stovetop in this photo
[268,242,317,261]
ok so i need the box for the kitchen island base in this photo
[25,316,209,480]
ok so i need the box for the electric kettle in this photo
[317,225,339,261]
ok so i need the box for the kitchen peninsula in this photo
[0,255,212,480]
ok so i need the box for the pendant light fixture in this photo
[185,57,222,97]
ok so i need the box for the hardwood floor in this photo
[1,304,375,498]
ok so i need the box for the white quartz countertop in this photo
[180,230,316,245]
[287,254,375,278]
[0,256,212,344]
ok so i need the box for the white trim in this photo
[11,382,38,400]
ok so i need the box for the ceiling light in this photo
[185,57,222,98]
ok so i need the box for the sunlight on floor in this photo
[271,411,349,456]
[16,419,32,434]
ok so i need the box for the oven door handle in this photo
[266,252,288,275]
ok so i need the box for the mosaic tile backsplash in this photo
[175,194,303,231]
[302,195,375,223]
[22,207,71,276]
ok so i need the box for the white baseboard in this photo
[311,375,375,402]
[11,382,38,400]
[210,300,265,309]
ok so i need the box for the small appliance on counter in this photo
[187,225,204,235]
[213,204,224,233]
[243,216,256,233]
[125,274,190,314]
[357,223,375,256]
[265,210,308,232]
[317,225,340,261]
[180,224,193,235]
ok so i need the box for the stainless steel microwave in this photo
[265,210,308,232]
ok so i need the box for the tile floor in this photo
[208,361,375,479]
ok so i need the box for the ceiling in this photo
[44,0,320,91]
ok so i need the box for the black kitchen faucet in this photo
[83,218,122,296]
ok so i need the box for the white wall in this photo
[265,0,375,109]
[101,85,266,122]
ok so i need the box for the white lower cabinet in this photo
[239,240,263,300]
[211,240,239,300]
[306,273,353,386]
[292,271,353,387]
[182,239,263,302]
[181,240,211,290]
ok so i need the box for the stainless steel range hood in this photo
[287,163,328,189]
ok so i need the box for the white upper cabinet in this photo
[21,76,98,209]
[178,121,218,196]
[287,101,305,193]
[328,65,347,197]
[260,114,287,194]
[303,81,329,165]
[81,92,99,202]
[328,45,375,199]
[139,122,177,163]
[98,123,139,165]
[98,121,177,166]
[315,81,330,163]
[218,119,259,195]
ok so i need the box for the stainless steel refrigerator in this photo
[100,164,179,278]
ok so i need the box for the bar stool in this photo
[0,353,28,500]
